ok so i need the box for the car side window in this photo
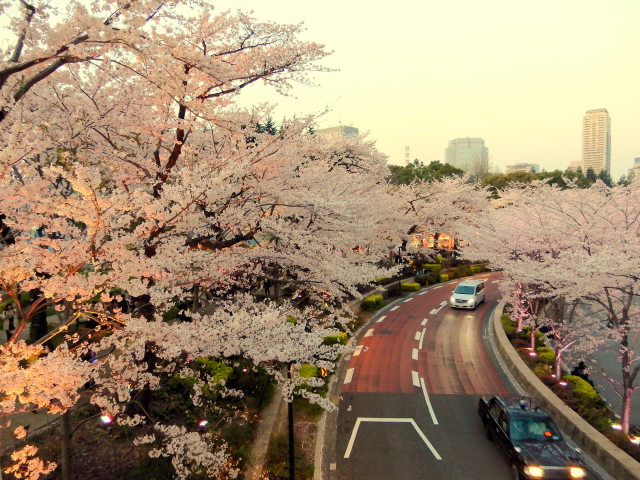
[489,402,502,422]
[498,411,509,435]
[477,283,484,292]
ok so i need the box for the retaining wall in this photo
[492,303,640,480]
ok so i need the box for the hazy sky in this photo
[216,0,640,179]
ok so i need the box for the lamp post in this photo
[287,361,295,480]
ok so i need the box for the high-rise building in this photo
[581,109,611,176]
[628,158,640,185]
[444,137,488,176]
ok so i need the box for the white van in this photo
[449,279,485,309]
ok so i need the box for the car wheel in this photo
[510,464,521,480]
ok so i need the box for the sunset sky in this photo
[217,0,640,180]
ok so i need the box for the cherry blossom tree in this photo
[460,181,640,434]
[0,1,406,477]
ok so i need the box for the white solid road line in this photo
[414,331,421,341]
[353,345,363,357]
[411,370,420,387]
[432,285,442,289]
[364,328,374,337]
[420,377,439,425]
[404,297,413,302]
[344,368,354,384]
[412,348,418,360]
[390,305,399,311]
[421,318,428,326]
[376,315,386,323]
[418,328,426,350]
[344,417,442,460]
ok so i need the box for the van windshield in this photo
[454,285,475,295]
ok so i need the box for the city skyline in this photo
[215,0,639,181]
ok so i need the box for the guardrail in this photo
[491,303,640,480]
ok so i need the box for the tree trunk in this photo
[555,350,563,379]
[60,410,73,480]
[620,331,633,434]
[191,284,200,312]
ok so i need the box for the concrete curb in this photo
[491,303,640,480]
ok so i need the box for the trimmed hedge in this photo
[400,282,421,291]
[298,364,319,378]
[439,273,450,282]
[501,314,517,337]
[374,277,393,285]
[470,264,486,273]
[362,294,383,311]
[422,264,443,272]
[536,346,556,364]
[563,375,601,406]
[323,332,348,346]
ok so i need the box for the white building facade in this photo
[581,109,611,176]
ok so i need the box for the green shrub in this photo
[470,264,486,273]
[455,265,471,277]
[362,294,383,311]
[298,364,318,378]
[194,357,233,385]
[533,364,552,376]
[422,264,443,272]
[563,375,601,406]
[400,282,420,291]
[536,346,556,365]
[501,314,517,337]
[439,273,449,282]
[374,277,393,285]
[386,282,401,297]
[322,332,348,346]
[414,275,428,286]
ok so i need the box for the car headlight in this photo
[450,296,455,303]
[524,465,544,478]
[569,466,586,478]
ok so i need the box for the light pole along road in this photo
[324,273,602,480]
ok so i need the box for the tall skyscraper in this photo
[444,137,489,176]
[581,109,611,176]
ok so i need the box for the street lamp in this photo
[287,361,295,480]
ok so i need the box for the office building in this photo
[505,163,540,174]
[316,125,359,139]
[581,109,611,176]
[445,137,489,176]
[628,158,640,184]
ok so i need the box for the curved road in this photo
[329,273,519,480]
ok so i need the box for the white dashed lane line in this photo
[412,348,418,360]
[411,370,420,387]
[344,368,354,384]
[418,328,426,350]
[364,328,374,338]
[353,345,363,356]
[414,331,421,341]
[421,318,428,326]
[376,315,386,323]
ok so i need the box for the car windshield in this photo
[454,285,475,295]
[510,417,561,442]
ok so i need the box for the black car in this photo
[478,395,588,479]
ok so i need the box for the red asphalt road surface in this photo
[343,273,509,396]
